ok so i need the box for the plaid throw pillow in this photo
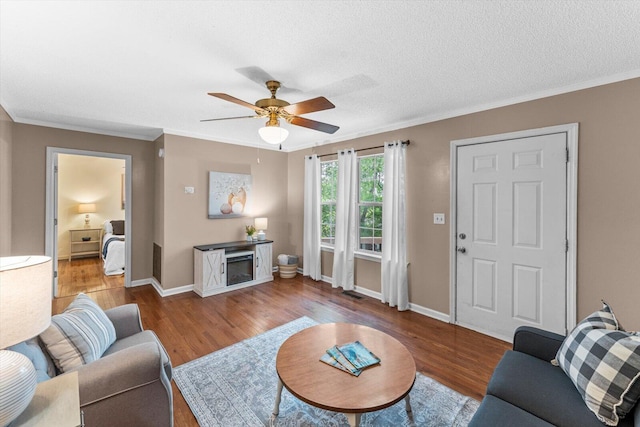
[554,302,640,426]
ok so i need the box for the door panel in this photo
[456,133,567,339]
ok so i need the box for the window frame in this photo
[319,153,384,261]
[356,153,384,256]
[320,160,337,248]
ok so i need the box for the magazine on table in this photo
[319,353,361,376]
[319,340,380,375]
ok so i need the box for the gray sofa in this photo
[16,303,173,427]
[470,326,640,427]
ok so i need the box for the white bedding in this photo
[102,232,125,276]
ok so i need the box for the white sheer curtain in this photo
[381,141,408,310]
[332,148,358,290]
[303,155,322,280]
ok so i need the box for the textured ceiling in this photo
[1,1,639,151]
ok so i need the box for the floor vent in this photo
[342,291,362,299]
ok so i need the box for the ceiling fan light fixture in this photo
[258,124,289,144]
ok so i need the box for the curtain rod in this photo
[313,140,410,159]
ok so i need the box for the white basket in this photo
[278,264,297,279]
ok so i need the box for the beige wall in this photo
[57,154,125,258]
[158,134,289,289]
[0,107,12,256]
[3,78,638,329]
[289,78,640,329]
[10,124,155,280]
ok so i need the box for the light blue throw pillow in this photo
[7,339,52,383]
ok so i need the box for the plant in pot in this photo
[245,225,256,241]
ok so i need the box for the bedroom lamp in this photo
[258,113,288,144]
[0,256,52,426]
[255,217,268,241]
[78,203,96,228]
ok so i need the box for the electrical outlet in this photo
[433,213,445,225]
[184,186,195,194]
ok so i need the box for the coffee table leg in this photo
[345,413,361,427]
[272,378,284,417]
[405,394,412,413]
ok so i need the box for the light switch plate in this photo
[433,213,445,224]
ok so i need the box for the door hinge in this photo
[54,165,58,173]
[565,239,569,252]
[566,148,570,163]
[54,218,58,226]
[54,271,58,278]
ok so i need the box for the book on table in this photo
[319,340,381,375]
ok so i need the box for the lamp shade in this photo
[255,217,268,231]
[0,256,52,425]
[0,256,52,348]
[258,126,289,144]
[78,203,96,214]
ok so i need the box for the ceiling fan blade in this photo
[282,97,335,116]
[208,93,266,113]
[290,116,339,134]
[235,66,302,94]
[200,115,257,122]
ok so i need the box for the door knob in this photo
[457,247,466,254]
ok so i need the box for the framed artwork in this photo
[208,171,252,219]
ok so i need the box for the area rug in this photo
[174,317,479,426]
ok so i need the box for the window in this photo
[320,160,337,245]
[320,154,384,254]
[358,155,384,253]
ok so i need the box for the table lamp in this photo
[255,217,268,241]
[78,203,96,228]
[0,256,52,426]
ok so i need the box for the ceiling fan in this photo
[202,80,340,144]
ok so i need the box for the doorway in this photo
[449,124,578,342]
[45,148,132,297]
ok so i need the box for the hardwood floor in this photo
[52,275,510,427]
[57,257,123,297]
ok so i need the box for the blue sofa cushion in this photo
[469,395,554,427]
[487,350,635,427]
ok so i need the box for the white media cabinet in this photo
[193,240,273,297]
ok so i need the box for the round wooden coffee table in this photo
[272,323,416,426]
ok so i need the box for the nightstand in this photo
[10,371,82,427]
[68,228,102,262]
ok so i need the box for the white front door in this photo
[455,132,569,340]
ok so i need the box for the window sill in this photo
[320,245,382,263]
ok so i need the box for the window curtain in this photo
[381,141,408,310]
[303,155,322,280]
[332,148,358,290]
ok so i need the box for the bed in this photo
[102,220,125,276]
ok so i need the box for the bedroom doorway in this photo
[45,148,132,297]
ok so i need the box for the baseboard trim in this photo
[130,278,194,297]
[408,303,450,323]
[132,274,450,323]
[317,275,450,323]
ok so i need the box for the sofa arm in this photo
[513,326,566,362]
[74,342,173,426]
[75,342,164,405]
[105,304,144,339]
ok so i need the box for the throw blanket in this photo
[102,236,124,258]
